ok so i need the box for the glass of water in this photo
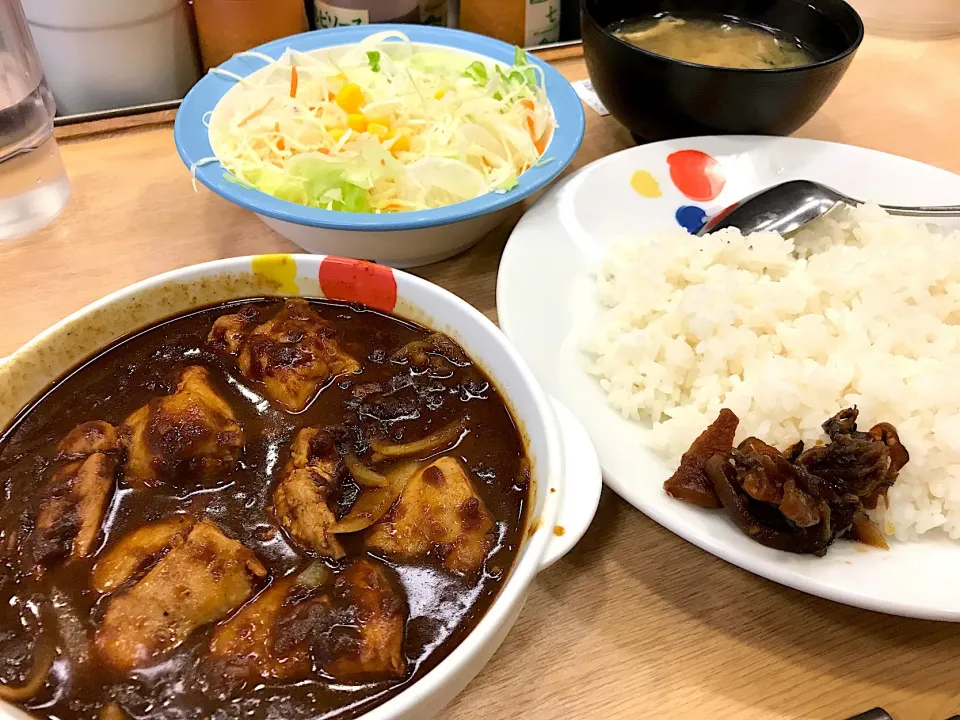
[0,0,69,241]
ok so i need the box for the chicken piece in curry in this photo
[366,456,496,575]
[272,427,345,559]
[209,573,311,681]
[210,299,360,412]
[95,519,267,673]
[0,298,529,720]
[31,421,121,571]
[120,365,244,487]
[90,514,197,594]
[317,557,407,679]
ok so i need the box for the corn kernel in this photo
[434,89,446,99]
[335,83,365,114]
[367,122,390,139]
[388,129,411,153]
[328,127,345,142]
[346,114,368,132]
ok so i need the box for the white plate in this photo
[497,136,960,621]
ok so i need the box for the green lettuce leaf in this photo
[495,174,519,192]
[462,61,488,84]
[248,157,373,213]
[511,46,538,87]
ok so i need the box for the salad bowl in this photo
[174,25,585,268]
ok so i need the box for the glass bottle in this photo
[0,0,70,241]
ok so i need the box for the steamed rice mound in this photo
[582,205,960,542]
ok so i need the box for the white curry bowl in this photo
[174,25,586,269]
[0,253,602,720]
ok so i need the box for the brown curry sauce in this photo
[0,298,529,719]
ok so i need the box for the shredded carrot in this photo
[525,116,544,154]
[290,66,299,99]
[534,127,550,156]
[519,98,547,155]
[535,141,547,155]
[272,122,286,151]
[237,98,273,128]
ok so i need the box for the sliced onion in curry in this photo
[296,561,332,589]
[344,453,388,488]
[0,632,55,702]
[329,461,420,534]
[370,419,465,462]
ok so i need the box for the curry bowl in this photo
[174,25,586,268]
[582,0,864,141]
[0,254,601,720]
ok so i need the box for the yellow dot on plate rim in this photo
[630,169,662,198]
[252,254,299,294]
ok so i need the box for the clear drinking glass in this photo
[0,0,69,241]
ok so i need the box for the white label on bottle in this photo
[572,79,609,116]
[524,0,560,46]
[314,1,370,28]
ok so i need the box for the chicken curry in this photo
[0,298,530,719]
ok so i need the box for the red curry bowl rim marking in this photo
[318,256,399,313]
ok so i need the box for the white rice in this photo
[581,204,960,542]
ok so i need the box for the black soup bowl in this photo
[582,0,864,141]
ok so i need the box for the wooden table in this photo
[3,36,960,720]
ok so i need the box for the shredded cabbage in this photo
[206,31,556,214]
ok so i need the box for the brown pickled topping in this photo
[663,408,737,508]
[0,298,529,719]
[665,407,908,556]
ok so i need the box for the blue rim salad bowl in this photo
[174,24,586,268]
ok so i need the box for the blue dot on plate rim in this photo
[676,205,707,233]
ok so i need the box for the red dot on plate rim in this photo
[667,150,726,202]
[318,256,398,312]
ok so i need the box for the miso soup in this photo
[613,13,816,69]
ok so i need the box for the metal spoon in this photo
[697,179,960,236]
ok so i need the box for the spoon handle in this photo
[878,204,960,217]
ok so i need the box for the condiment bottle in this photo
[308,0,421,28]
[420,0,448,26]
[460,0,560,47]
[193,0,309,70]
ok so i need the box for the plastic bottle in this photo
[193,0,309,70]
[460,0,560,47]
[308,0,420,28]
